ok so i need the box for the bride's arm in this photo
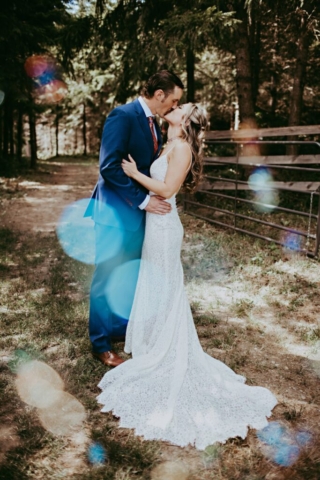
[122,143,191,199]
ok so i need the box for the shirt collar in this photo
[138,96,154,117]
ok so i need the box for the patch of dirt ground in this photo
[0,160,98,232]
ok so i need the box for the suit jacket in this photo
[85,99,162,231]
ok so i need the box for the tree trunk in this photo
[270,14,279,120]
[9,103,14,158]
[234,1,257,129]
[55,112,59,157]
[83,102,87,156]
[3,98,9,158]
[287,13,311,155]
[29,110,37,168]
[289,18,310,125]
[50,127,55,157]
[74,129,78,155]
[249,1,261,105]
[233,0,259,156]
[186,44,195,103]
[17,104,23,162]
[0,106,3,158]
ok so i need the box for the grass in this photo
[0,227,160,479]
[231,299,254,317]
[0,159,320,479]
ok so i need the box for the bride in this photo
[97,103,277,450]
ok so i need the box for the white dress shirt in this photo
[137,96,158,210]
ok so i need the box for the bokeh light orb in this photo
[105,259,141,319]
[257,421,285,446]
[272,444,300,467]
[38,391,86,436]
[57,199,125,264]
[150,461,190,480]
[202,444,220,468]
[57,199,96,264]
[24,55,48,78]
[37,79,67,104]
[282,232,302,252]
[257,421,312,468]
[248,167,278,213]
[36,60,56,86]
[8,349,31,372]
[295,430,312,447]
[15,360,65,409]
[310,359,320,378]
[24,55,67,104]
[0,91,4,105]
[87,442,107,465]
[248,168,273,190]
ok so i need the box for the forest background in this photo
[1,0,320,171]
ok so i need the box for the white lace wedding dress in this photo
[97,152,277,450]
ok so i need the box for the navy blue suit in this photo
[85,99,162,352]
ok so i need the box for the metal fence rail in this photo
[184,140,320,258]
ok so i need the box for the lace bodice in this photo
[149,153,177,208]
[146,153,179,229]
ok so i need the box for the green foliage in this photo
[2,0,320,164]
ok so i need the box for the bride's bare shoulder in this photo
[168,141,192,161]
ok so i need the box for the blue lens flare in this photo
[257,421,313,467]
[57,198,97,264]
[248,167,278,213]
[295,430,312,447]
[248,168,273,190]
[57,198,125,265]
[8,349,32,372]
[87,442,107,465]
[36,71,56,87]
[105,259,141,319]
[272,444,300,467]
[282,232,302,252]
[257,421,286,446]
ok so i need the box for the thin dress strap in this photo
[164,145,176,156]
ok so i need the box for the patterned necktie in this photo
[148,116,158,155]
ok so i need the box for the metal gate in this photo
[183,140,320,258]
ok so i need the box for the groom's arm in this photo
[99,108,148,209]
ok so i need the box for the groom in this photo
[85,70,184,367]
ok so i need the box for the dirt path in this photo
[0,160,98,232]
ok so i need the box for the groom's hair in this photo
[142,70,184,99]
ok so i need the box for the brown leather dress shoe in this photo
[92,351,125,367]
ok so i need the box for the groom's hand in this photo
[145,196,172,215]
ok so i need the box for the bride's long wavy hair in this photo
[180,104,208,193]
